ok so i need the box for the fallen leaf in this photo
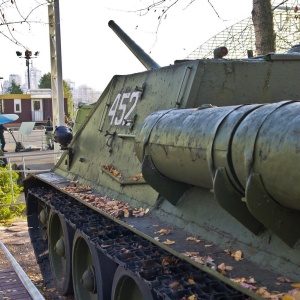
[288,288,300,299]
[202,256,214,264]
[184,251,199,257]
[193,256,205,264]
[282,295,295,300]
[292,284,300,288]
[123,209,130,218]
[133,211,145,217]
[204,244,212,248]
[188,278,196,285]
[268,294,284,300]
[248,277,256,284]
[232,278,247,283]
[277,277,291,283]
[130,173,143,181]
[155,228,171,235]
[218,263,227,275]
[231,250,243,261]
[186,236,201,243]
[218,263,226,271]
[238,282,257,291]
[256,287,270,297]
[107,200,118,206]
[162,257,171,266]
[163,239,175,245]
[161,256,179,266]
[169,281,182,290]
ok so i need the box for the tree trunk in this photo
[252,0,276,55]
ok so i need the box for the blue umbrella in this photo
[0,114,19,125]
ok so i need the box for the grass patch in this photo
[0,166,24,221]
[0,214,26,227]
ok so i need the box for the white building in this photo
[2,72,101,106]
[70,84,102,105]
[65,79,75,91]
[24,67,42,91]
[9,74,22,85]
[2,74,22,93]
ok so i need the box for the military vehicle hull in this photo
[24,21,300,300]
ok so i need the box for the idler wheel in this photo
[48,209,74,295]
[111,265,154,300]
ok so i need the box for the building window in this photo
[33,100,41,110]
[14,99,22,113]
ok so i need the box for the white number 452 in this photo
[108,91,140,126]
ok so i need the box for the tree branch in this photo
[207,0,221,19]
[0,30,28,48]
[0,0,48,48]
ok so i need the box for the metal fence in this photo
[0,128,62,206]
[5,126,49,151]
[0,241,46,299]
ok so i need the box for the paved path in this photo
[0,221,29,245]
[0,221,36,300]
[0,269,32,300]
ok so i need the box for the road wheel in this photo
[48,209,74,295]
[72,230,116,300]
[111,265,154,300]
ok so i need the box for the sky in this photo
[0,0,253,92]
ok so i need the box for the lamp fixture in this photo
[15,49,40,90]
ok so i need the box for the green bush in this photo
[0,166,24,220]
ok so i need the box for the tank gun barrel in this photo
[135,101,300,247]
[108,20,160,70]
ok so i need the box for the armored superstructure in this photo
[24,20,300,300]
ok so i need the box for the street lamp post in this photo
[0,77,3,94]
[16,50,39,90]
[0,77,3,113]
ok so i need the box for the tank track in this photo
[26,201,74,299]
[27,186,253,300]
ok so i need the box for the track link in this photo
[27,187,253,300]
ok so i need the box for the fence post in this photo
[7,157,15,204]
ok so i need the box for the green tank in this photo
[24,20,300,300]
[72,102,95,136]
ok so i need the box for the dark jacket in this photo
[0,125,7,133]
[45,120,53,132]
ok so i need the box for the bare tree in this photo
[131,0,279,56]
[252,0,275,55]
[0,0,283,57]
[0,0,48,48]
